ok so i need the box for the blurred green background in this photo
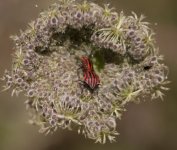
[0,0,177,150]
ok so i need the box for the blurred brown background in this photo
[0,0,177,150]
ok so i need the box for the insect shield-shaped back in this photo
[81,56,94,71]
[80,56,100,92]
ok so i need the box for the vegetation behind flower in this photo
[1,0,169,144]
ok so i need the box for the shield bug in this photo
[79,56,100,92]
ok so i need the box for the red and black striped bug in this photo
[79,56,100,92]
[80,56,94,72]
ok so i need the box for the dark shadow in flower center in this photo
[92,48,124,72]
[52,25,95,47]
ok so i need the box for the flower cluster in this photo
[1,0,169,143]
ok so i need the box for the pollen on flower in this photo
[1,0,169,144]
